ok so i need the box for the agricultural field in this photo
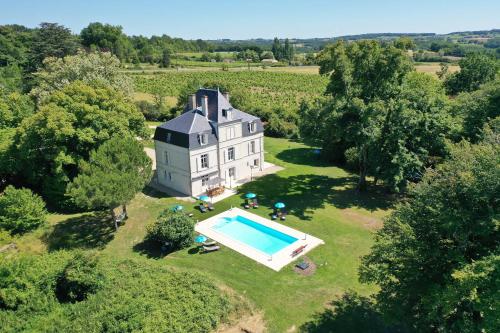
[132,71,329,114]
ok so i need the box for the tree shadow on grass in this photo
[238,173,393,221]
[132,238,164,259]
[300,292,406,333]
[276,148,331,167]
[44,211,115,251]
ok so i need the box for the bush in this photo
[56,251,104,303]
[0,186,47,234]
[146,210,195,250]
[0,253,231,333]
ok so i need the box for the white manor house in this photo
[153,88,265,196]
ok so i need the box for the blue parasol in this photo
[245,192,256,199]
[195,235,207,243]
[199,195,210,202]
[274,202,285,209]
[171,205,183,212]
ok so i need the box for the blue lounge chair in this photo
[199,204,207,213]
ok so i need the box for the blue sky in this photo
[1,0,499,39]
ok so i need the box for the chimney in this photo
[223,92,230,102]
[201,95,208,118]
[188,94,196,110]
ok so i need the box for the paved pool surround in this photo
[195,207,324,271]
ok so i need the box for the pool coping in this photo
[195,207,324,271]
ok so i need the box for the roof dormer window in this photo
[224,109,233,120]
[199,133,208,145]
[249,122,256,133]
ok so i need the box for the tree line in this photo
[299,39,499,332]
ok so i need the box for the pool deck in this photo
[195,208,324,271]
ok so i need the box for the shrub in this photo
[56,251,104,303]
[0,253,231,333]
[146,210,195,250]
[0,186,47,234]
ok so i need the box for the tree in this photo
[146,210,195,250]
[445,53,498,95]
[318,40,413,103]
[159,48,171,68]
[80,22,134,62]
[283,38,294,62]
[393,37,415,50]
[316,40,413,190]
[30,51,133,104]
[0,185,47,234]
[14,81,146,207]
[272,37,283,61]
[0,91,34,129]
[360,140,500,331]
[452,78,500,142]
[373,72,453,191]
[27,23,78,72]
[68,135,152,229]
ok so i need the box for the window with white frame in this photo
[201,175,209,186]
[253,159,259,167]
[250,141,256,154]
[164,151,169,164]
[227,147,235,161]
[200,154,209,169]
[226,126,235,140]
[249,122,256,133]
[199,133,208,145]
[166,132,172,142]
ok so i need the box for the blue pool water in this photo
[212,215,298,255]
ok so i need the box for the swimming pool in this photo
[212,215,298,255]
[195,208,324,271]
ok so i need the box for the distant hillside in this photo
[210,29,500,52]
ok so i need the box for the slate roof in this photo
[154,88,263,149]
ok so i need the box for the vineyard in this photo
[132,71,327,112]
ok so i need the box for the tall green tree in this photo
[272,37,283,61]
[452,78,500,142]
[80,22,134,62]
[373,72,453,191]
[318,40,413,103]
[14,81,146,207]
[159,48,171,68]
[360,140,500,332]
[27,23,78,72]
[68,135,152,229]
[317,40,413,190]
[30,51,133,103]
[445,53,498,95]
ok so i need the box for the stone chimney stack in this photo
[223,92,230,102]
[188,94,196,110]
[201,95,208,118]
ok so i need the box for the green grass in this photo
[5,137,393,332]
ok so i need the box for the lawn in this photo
[6,137,393,332]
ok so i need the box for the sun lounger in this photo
[280,211,287,220]
[207,203,214,211]
[199,204,207,213]
[203,245,220,252]
[202,240,217,247]
[291,245,307,257]
[253,199,259,208]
